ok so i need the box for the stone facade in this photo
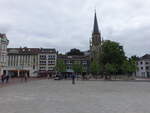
[0,33,9,75]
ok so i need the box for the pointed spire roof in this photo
[93,11,100,33]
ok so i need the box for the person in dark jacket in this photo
[5,74,9,83]
[24,72,28,82]
[72,73,75,84]
[1,74,5,83]
[1,72,9,83]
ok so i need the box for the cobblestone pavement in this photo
[0,80,150,113]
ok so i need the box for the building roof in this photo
[140,54,150,60]
[7,48,56,55]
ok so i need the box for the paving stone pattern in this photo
[0,80,150,113]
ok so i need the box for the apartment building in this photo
[136,54,150,78]
[38,48,57,76]
[58,55,90,74]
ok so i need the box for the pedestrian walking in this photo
[72,73,75,84]
[1,73,5,84]
[47,73,50,79]
[20,72,24,82]
[5,74,9,83]
[24,72,28,82]
[1,72,9,84]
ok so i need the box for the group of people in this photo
[1,71,76,85]
[0,71,29,85]
[0,73,9,84]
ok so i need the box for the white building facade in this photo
[136,54,150,78]
[6,48,57,77]
[38,48,57,76]
[0,34,9,75]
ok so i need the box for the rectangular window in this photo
[74,60,80,64]
[146,66,149,70]
[40,67,46,70]
[145,62,149,64]
[40,61,46,65]
[48,67,53,71]
[40,55,46,60]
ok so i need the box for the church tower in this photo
[90,11,102,61]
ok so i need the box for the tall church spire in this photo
[93,11,99,33]
[90,10,102,61]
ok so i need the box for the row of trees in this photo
[56,59,84,74]
[90,40,138,78]
[56,40,138,79]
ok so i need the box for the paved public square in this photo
[0,80,150,113]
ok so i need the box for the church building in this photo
[90,12,102,62]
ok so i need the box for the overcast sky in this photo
[0,0,150,57]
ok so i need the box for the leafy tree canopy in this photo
[122,58,138,75]
[90,60,101,75]
[105,63,117,74]
[89,40,138,77]
[128,57,138,73]
[101,40,126,73]
[130,55,139,61]
[66,48,84,56]
[72,63,83,73]
[56,59,66,73]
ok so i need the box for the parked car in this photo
[54,73,63,80]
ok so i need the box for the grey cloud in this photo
[0,0,150,57]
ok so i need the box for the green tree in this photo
[66,48,84,56]
[131,55,139,61]
[90,60,100,78]
[101,40,126,74]
[56,59,66,73]
[72,63,83,80]
[122,58,138,77]
[128,57,138,76]
[104,63,117,79]
[105,63,117,74]
[122,60,130,74]
[72,63,83,74]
